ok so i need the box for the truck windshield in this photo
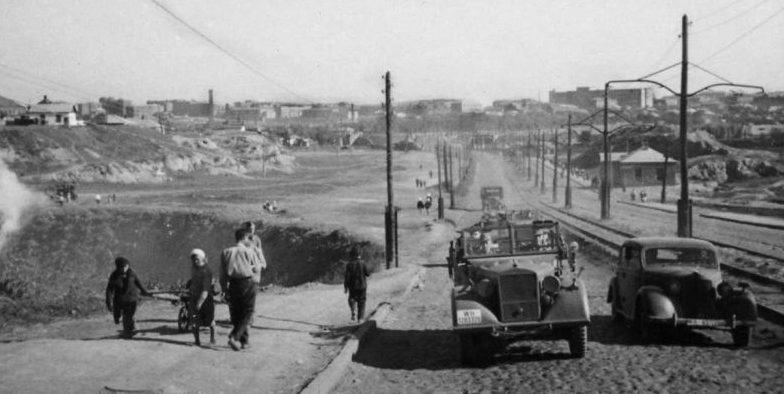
[644,247,717,268]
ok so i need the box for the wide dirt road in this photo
[335,152,784,394]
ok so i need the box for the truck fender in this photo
[545,279,591,323]
[636,286,675,320]
[452,297,499,326]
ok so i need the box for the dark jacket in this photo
[106,268,150,306]
[344,259,369,291]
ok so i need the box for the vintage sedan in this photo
[607,237,757,346]
[449,214,589,365]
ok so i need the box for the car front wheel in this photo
[732,326,752,347]
[568,326,587,358]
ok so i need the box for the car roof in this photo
[622,236,716,250]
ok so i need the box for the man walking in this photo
[220,228,262,351]
[106,257,152,338]
[344,247,370,321]
[188,248,216,347]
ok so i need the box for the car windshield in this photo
[643,247,717,268]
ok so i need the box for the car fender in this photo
[543,279,590,323]
[719,289,758,321]
[636,286,675,320]
[452,297,499,327]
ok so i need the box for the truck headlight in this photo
[542,275,561,293]
[476,279,495,298]
[717,281,733,298]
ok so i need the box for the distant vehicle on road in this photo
[607,237,757,346]
[480,186,504,212]
[448,214,588,365]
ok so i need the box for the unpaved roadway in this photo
[0,150,452,393]
[335,152,784,394]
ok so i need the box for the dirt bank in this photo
[0,207,382,328]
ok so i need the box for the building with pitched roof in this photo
[0,94,26,121]
[596,146,678,188]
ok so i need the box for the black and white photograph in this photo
[1,1,783,392]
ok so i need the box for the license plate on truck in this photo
[457,309,482,325]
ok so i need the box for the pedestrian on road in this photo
[105,256,152,339]
[242,221,268,275]
[188,248,216,347]
[95,194,101,205]
[344,246,370,321]
[417,198,425,215]
[220,228,263,351]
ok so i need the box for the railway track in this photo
[499,163,784,327]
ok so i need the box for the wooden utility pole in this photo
[436,142,444,219]
[448,144,455,209]
[677,14,691,237]
[540,131,546,194]
[565,115,573,209]
[534,130,540,186]
[552,128,558,203]
[527,132,532,181]
[661,137,670,203]
[384,71,394,269]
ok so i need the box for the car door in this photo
[618,245,643,316]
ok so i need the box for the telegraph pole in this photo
[552,128,558,203]
[540,131,546,194]
[527,132,532,181]
[534,130,540,186]
[565,115,573,209]
[661,137,670,203]
[384,71,394,269]
[436,142,444,219]
[601,84,611,220]
[677,14,691,237]
[449,144,455,209]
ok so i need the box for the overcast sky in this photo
[1,0,782,106]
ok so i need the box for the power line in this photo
[0,69,93,102]
[149,0,312,103]
[693,0,772,35]
[0,63,99,99]
[690,62,733,84]
[695,0,748,21]
[700,5,784,64]
[649,37,680,70]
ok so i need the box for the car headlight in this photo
[667,280,681,295]
[717,281,733,298]
[542,275,561,293]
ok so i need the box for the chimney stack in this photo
[208,89,214,122]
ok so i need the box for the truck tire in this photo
[568,326,587,358]
[732,326,751,347]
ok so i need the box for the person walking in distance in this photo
[344,247,370,321]
[188,248,216,347]
[220,228,262,351]
[105,257,152,339]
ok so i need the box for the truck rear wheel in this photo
[568,326,587,358]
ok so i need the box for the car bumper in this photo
[453,319,589,336]
[648,315,756,329]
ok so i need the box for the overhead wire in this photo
[699,5,784,64]
[692,0,772,34]
[0,69,94,103]
[0,63,99,100]
[689,63,733,84]
[149,0,313,103]
[695,0,748,21]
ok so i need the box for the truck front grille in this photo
[498,272,540,322]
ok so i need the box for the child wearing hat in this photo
[106,256,152,338]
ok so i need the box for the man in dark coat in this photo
[106,256,152,338]
[344,247,370,321]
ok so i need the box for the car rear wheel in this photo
[732,326,752,347]
[568,326,587,358]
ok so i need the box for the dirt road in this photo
[0,150,452,393]
[334,152,784,393]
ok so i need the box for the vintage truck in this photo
[480,186,504,212]
[448,214,588,365]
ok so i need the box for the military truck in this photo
[480,186,504,212]
[448,214,588,365]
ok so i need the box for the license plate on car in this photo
[456,309,482,325]
[683,318,724,327]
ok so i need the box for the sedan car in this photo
[607,237,757,346]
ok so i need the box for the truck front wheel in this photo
[568,326,587,358]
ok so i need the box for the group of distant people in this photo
[105,219,372,349]
[414,178,428,188]
[262,200,278,213]
[630,189,648,203]
[94,193,117,205]
[416,193,434,215]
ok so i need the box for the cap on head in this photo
[190,248,206,260]
[349,246,361,260]
[115,256,130,268]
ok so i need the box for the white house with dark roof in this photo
[596,146,678,188]
[24,96,77,126]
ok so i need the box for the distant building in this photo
[549,86,653,110]
[596,147,678,188]
[0,94,26,121]
[741,124,784,138]
[22,96,77,126]
[277,105,310,119]
[130,104,164,120]
[76,102,102,119]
